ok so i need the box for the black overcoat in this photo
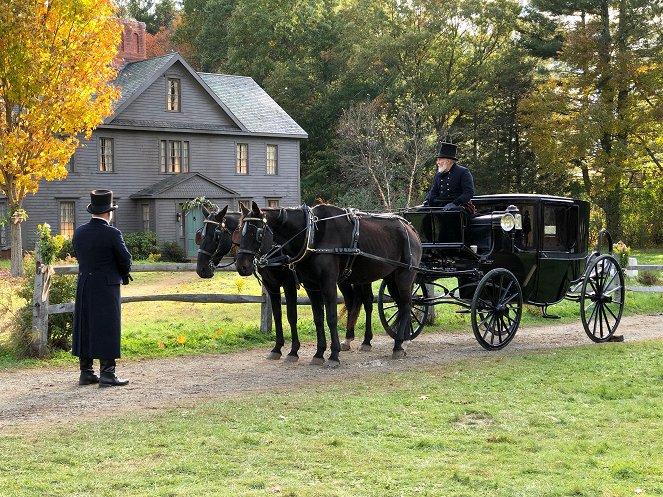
[424,162,474,206]
[72,218,132,360]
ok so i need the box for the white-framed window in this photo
[266,144,278,175]
[99,137,114,172]
[160,140,189,173]
[142,204,150,231]
[167,78,180,112]
[0,202,7,246]
[267,199,279,208]
[59,201,75,240]
[236,143,248,174]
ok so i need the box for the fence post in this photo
[32,241,52,356]
[260,284,272,333]
[425,283,436,324]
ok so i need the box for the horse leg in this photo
[307,288,326,366]
[391,270,416,359]
[385,275,406,359]
[283,281,300,362]
[266,287,284,360]
[323,279,342,367]
[358,283,374,352]
[338,283,358,351]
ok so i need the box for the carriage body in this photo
[379,194,624,350]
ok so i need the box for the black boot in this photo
[79,357,99,385]
[99,359,129,388]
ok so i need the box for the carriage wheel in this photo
[580,254,625,342]
[378,279,430,341]
[471,268,522,351]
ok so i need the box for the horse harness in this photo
[241,205,419,281]
[197,217,235,268]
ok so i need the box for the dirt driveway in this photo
[1,314,661,431]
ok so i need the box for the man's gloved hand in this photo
[442,202,456,211]
[122,274,133,285]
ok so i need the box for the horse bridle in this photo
[197,218,235,268]
[238,206,314,269]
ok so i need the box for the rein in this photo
[198,218,236,269]
[242,205,418,275]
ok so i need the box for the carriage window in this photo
[542,205,573,252]
[515,205,535,250]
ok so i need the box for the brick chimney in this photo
[115,18,147,66]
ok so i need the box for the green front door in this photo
[185,207,203,258]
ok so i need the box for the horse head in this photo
[236,201,276,276]
[195,205,232,278]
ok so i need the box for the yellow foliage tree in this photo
[0,0,121,276]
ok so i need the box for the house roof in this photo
[199,73,308,137]
[110,53,307,138]
[130,172,239,200]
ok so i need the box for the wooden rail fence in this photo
[30,243,662,355]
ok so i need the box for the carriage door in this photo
[534,203,578,303]
[185,206,204,258]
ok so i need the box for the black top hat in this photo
[87,189,118,214]
[435,142,457,160]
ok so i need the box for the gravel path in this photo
[1,314,661,431]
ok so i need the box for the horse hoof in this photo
[285,355,299,363]
[266,352,282,360]
[326,360,341,369]
[310,357,325,366]
[402,340,410,351]
[392,349,407,359]
[359,344,372,352]
[340,343,351,351]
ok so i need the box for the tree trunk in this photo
[10,221,24,277]
[600,184,623,242]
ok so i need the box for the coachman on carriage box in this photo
[423,141,475,218]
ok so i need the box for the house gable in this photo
[109,55,245,132]
[130,172,239,200]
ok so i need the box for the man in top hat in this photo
[423,142,475,212]
[72,190,132,387]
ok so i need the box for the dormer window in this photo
[167,78,180,112]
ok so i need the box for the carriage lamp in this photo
[176,212,182,222]
[500,214,516,232]
[505,205,522,230]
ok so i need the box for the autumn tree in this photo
[520,0,663,240]
[0,0,121,276]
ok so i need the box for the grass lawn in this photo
[1,259,663,368]
[631,249,663,265]
[1,340,661,496]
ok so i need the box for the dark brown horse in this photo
[196,206,374,361]
[236,202,422,366]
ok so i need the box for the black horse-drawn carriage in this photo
[198,194,625,364]
[378,194,625,350]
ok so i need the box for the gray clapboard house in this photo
[2,47,307,258]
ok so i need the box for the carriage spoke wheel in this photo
[378,280,430,341]
[471,268,522,351]
[580,254,624,342]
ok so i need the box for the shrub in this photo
[123,231,159,260]
[636,271,662,286]
[10,252,76,357]
[147,253,161,263]
[160,241,188,262]
[612,240,630,268]
[58,238,75,260]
